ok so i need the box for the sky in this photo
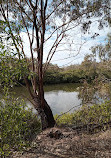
[19,1,111,67]
[49,24,110,67]
[0,0,110,67]
[21,21,110,67]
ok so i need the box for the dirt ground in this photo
[12,127,111,158]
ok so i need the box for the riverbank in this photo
[1,95,111,157]
[11,100,111,158]
[12,127,111,158]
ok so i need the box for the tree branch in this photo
[0,4,21,59]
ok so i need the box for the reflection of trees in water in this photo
[0,84,81,114]
[44,83,80,92]
[10,83,80,96]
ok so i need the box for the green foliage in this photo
[44,71,63,84]
[73,101,111,126]
[91,33,111,61]
[0,94,41,157]
[55,113,74,125]
[56,100,111,128]
[44,65,84,84]
[0,54,29,87]
[78,76,111,104]
[0,53,110,87]
[44,53,111,85]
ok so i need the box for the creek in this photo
[13,83,82,115]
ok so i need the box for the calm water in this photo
[12,83,82,115]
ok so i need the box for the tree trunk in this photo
[24,77,55,130]
[43,99,56,128]
[32,96,55,130]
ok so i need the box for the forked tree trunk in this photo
[33,95,55,130]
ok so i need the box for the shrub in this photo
[73,100,111,126]
[55,113,74,125]
[55,100,111,129]
[0,95,41,157]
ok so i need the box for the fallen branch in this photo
[55,104,82,121]
[71,120,111,133]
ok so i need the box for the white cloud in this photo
[20,18,110,67]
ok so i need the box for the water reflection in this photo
[23,82,111,114]
[0,82,110,115]
[45,90,81,115]
[11,83,82,115]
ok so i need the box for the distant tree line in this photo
[1,54,110,86]
[44,56,111,84]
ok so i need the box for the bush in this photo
[55,100,111,128]
[73,100,111,126]
[55,113,74,125]
[0,95,41,157]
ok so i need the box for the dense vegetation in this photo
[55,100,111,132]
[1,54,110,86]
[44,58,111,84]
[0,91,41,157]
[0,59,111,157]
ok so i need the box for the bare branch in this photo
[25,0,33,12]
[24,77,34,99]
[15,0,34,23]
[29,0,35,9]
[44,19,71,67]
[43,32,65,73]
[44,18,79,43]
[44,0,48,12]
[45,0,64,20]
[17,30,26,59]
[56,104,82,121]
[20,4,35,72]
